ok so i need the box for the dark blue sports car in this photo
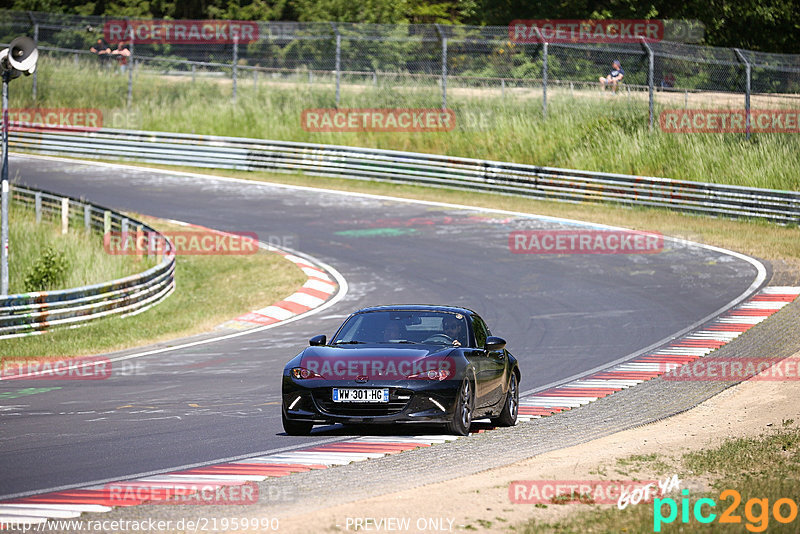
[281,305,520,436]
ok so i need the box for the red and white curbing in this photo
[0,437,458,525]
[162,219,340,331]
[517,286,800,420]
[2,287,798,525]
[220,251,339,330]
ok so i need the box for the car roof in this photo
[353,305,477,316]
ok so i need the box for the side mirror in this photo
[485,336,506,352]
[309,334,326,346]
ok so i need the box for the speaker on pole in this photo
[2,36,38,75]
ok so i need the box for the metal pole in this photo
[232,37,238,103]
[435,25,447,110]
[734,49,751,140]
[542,41,548,118]
[127,27,134,109]
[32,23,38,101]
[533,27,547,118]
[640,38,654,131]
[332,23,341,108]
[441,35,447,110]
[1,73,9,295]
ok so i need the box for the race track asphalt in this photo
[0,155,763,497]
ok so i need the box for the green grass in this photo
[8,203,152,294]
[8,56,800,191]
[2,215,307,358]
[515,424,800,533]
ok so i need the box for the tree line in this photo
[8,0,800,54]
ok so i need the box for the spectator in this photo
[90,38,111,56]
[111,42,131,72]
[660,72,676,89]
[599,60,624,92]
[90,38,111,66]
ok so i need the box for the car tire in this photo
[491,372,519,427]
[446,378,475,436]
[282,411,313,435]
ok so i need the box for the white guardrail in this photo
[9,127,800,225]
[0,184,175,339]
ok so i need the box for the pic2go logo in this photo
[654,489,799,532]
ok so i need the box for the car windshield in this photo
[332,310,469,346]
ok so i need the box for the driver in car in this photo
[383,321,407,342]
[442,315,466,347]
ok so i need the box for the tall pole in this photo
[1,72,10,295]
[127,26,134,109]
[32,23,38,101]
[232,36,238,103]
[734,49,751,141]
[435,25,447,110]
[640,37,654,132]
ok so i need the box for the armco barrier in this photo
[9,127,800,224]
[0,185,175,339]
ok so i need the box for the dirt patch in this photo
[276,352,800,533]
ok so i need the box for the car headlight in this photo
[407,369,451,381]
[291,367,323,379]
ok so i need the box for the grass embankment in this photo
[519,422,800,533]
[2,214,307,358]
[8,57,800,191]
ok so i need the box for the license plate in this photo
[332,388,389,403]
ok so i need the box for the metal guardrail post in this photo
[332,24,341,108]
[103,210,111,235]
[435,24,448,110]
[84,204,91,232]
[61,197,69,234]
[121,217,129,251]
[35,191,41,223]
[640,37,654,132]
[734,48,752,141]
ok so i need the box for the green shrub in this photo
[23,247,70,292]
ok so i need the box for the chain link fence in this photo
[1,10,799,136]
